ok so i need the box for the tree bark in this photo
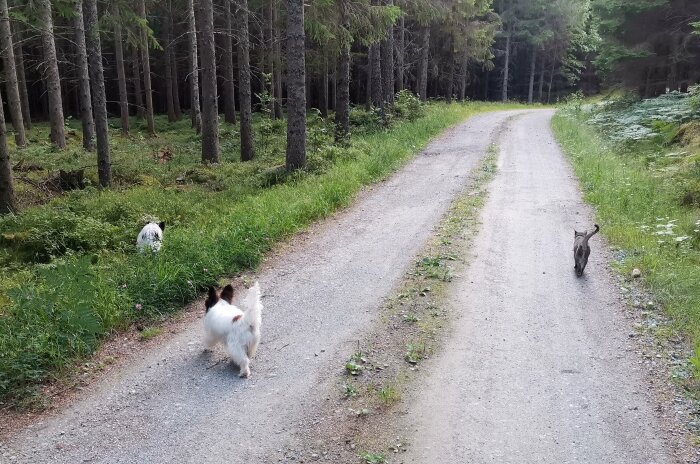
[334,0,350,142]
[37,0,65,148]
[330,60,336,111]
[0,0,25,147]
[138,0,156,136]
[417,26,430,102]
[396,15,404,91]
[370,43,381,107]
[446,60,454,103]
[223,0,236,124]
[537,52,545,102]
[199,0,219,163]
[237,0,254,161]
[171,46,182,119]
[0,88,15,213]
[163,7,177,122]
[527,45,536,104]
[73,0,95,151]
[458,50,468,101]
[13,26,31,129]
[272,1,283,119]
[380,0,394,105]
[84,0,111,187]
[547,56,555,104]
[131,47,145,119]
[285,0,305,170]
[187,0,201,132]
[112,3,130,135]
[365,49,371,111]
[320,53,328,117]
[501,32,510,102]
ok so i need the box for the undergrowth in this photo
[553,102,700,388]
[0,101,521,408]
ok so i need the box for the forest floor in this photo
[2,109,699,463]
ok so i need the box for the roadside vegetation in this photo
[0,100,521,409]
[553,89,700,389]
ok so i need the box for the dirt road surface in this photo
[2,110,525,463]
[398,110,675,463]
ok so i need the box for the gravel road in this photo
[2,110,525,463]
[398,110,675,463]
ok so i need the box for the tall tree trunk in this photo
[200,0,219,163]
[320,53,328,117]
[458,50,468,101]
[272,1,283,119]
[365,49,372,110]
[266,0,275,116]
[163,6,176,122]
[0,89,15,213]
[223,0,237,124]
[13,26,31,129]
[370,43,381,107]
[527,45,536,104]
[138,0,156,136]
[537,52,545,102]
[380,0,394,105]
[0,0,25,147]
[446,60,454,103]
[547,57,555,104]
[396,15,404,91]
[334,0,350,142]
[501,32,510,102]
[131,47,145,119]
[330,60,337,111]
[237,0,254,161]
[112,3,129,135]
[171,47,182,119]
[285,0,305,170]
[187,0,201,132]
[417,26,429,102]
[84,0,110,187]
[37,0,65,149]
[73,0,95,151]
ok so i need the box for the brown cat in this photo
[574,224,599,277]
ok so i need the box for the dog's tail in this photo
[241,281,262,329]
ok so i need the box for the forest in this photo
[0,0,700,407]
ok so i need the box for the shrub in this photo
[393,89,425,121]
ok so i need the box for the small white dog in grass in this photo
[203,282,262,378]
[136,221,165,252]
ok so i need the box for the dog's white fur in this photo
[136,222,164,252]
[203,282,262,378]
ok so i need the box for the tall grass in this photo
[552,113,700,376]
[0,102,520,406]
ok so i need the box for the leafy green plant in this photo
[405,343,426,364]
[377,385,399,405]
[343,383,359,398]
[360,452,386,464]
[393,90,425,121]
[139,327,163,341]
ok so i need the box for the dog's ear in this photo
[158,221,165,232]
[204,287,219,312]
[220,284,234,304]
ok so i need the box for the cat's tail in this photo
[583,224,600,245]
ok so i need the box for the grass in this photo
[552,111,700,383]
[139,327,163,341]
[0,100,522,408]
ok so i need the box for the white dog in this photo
[136,221,165,252]
[203,282,262,378]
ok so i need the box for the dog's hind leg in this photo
[226,341,251,378]
[202,331,218,350]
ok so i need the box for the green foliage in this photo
[553,110,700,386]
[0,102,522,407]
[360,452,386,464]
[392,90,425,121]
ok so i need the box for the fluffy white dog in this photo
[136,221,165,252]
[203,282,262,378]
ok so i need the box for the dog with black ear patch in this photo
[574,224,599,277]
[203,282,262,378]
[137,221,165,252]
